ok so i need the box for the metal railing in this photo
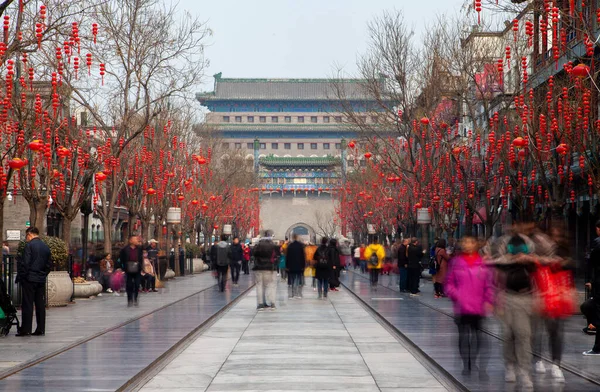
[1,255,20,307]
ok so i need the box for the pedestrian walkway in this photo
[341,271,600,392]
[139,279,450,392]
[0,272,242,380]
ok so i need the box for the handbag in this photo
[533,265,576,319]
[126,261,138,274]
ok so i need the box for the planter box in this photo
[47,271,73,307]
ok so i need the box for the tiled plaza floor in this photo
[0,272,253,391]
[342,270,600,392]
[140,278,449,392]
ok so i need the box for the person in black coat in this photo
[328,238,341,291]
[313,237,332,299]
[119,235,144,307]
[229,237,244,285]
[398,238,409,292]
[178,245,185,276]
[16,227,51,336]
[406,237,424,295]
[285,234,306,299]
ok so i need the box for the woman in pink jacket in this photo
[445,236,495,378]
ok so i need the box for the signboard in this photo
[25,221,30,228]
[6,230,21,241]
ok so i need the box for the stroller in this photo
[0,277,19,337]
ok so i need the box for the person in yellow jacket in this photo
[364,237,386,289]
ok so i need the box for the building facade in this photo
[197,74,377,240]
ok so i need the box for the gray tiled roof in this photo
[198,73,376,101]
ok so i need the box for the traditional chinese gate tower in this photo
[197,73,381,241]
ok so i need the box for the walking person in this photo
[253,236,277,310]
[486,223,537,389]
[339,240,351,271]
[314,237,331,299]
[229,237,243,286]
[286,234,306,299]
[15,227,51,336]
[212,235,231,292]
[445,236,494,378]
[433,239,450,298]
[178,245,185,276]
[242,244,250,275]
[364,237,385,290]
[398,238,409,292]
[529,224,572,381]
[359,243,367,273]
[119,235,144,307]
[328,238,342,291]
[353,244,361,270]
[407,238,424,296]
[582,220,600,356]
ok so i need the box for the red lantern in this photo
[8,158,27,169]
[556,143,568,155]
[201,203,208,211]
[420,117,430,125]
[347,141,356,149]
[27,139,43,151]
[126,179,134,186]
[364,152,372,159]
[177,194,185,201]
[147,188,157,195]
[95,172,107,182]
[191,199,199,205]
[571,64,590,78]
[214,225,219,230]
[432,195,441,203]
[512,137,526,148]
[196,157,207,165]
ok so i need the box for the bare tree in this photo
[314,210,338,239]
[64,0,211,253]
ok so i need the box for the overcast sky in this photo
[173,0,467,92]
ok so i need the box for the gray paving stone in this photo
[141,279,447,392]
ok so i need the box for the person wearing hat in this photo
[147,239,160,279]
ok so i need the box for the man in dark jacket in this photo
[119,235,144,307]
[16,227,51,336]
[285,234,306,299]
[178,245,185,276]
[406,237,423,296]
[398,238,409,292]
[212,235,231,292]
[582,221,600,355]
[229,237,243,286]
[253,236,277,310]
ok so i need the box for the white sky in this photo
[173,0,468,92]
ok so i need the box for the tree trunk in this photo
[61,217,73,246]
[127,210,136,238]
[0,200,5,244]
[464,215,474,236]
[102,214,112,255]
[140,218,151,242]
[28,198,47,234]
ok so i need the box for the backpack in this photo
[216,245,229,267]
[316,248,329,268]
[368,248,379,266]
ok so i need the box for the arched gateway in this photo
[285,223,316,244]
